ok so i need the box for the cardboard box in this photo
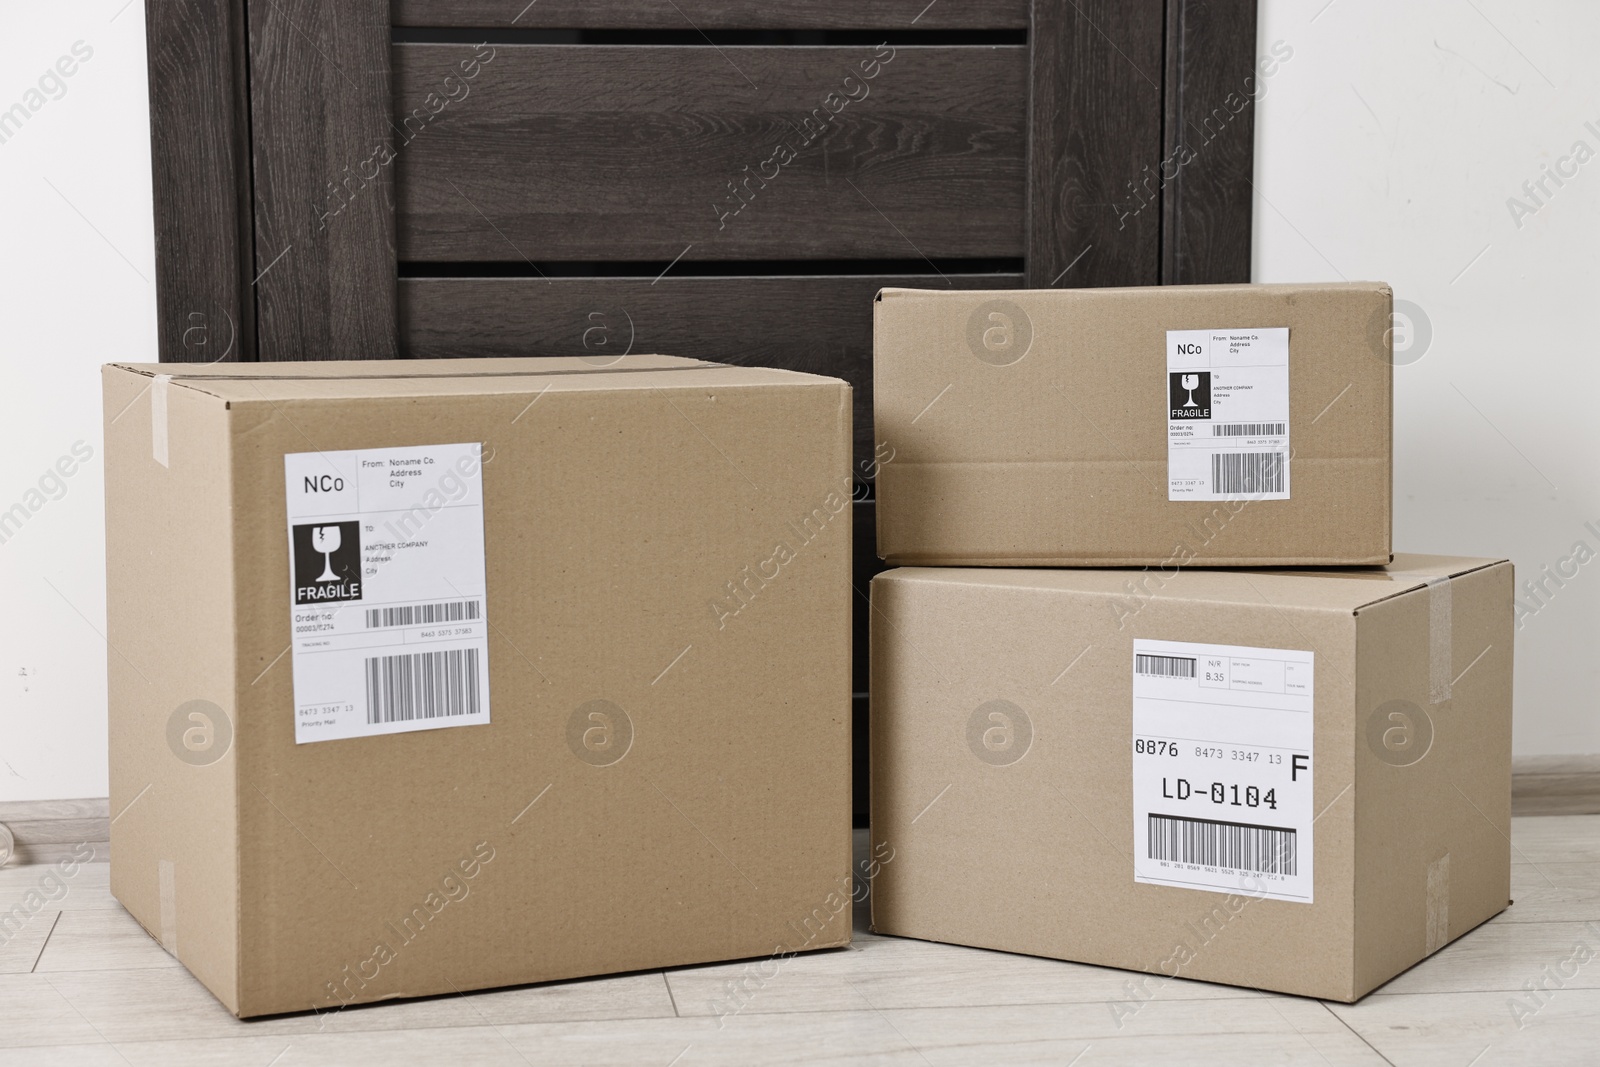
[869,554,1512,1002]
[873,282,1394,566]
[103,356,855,1017]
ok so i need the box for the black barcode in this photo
[1212,423,1285,437]
[365,599,481,630]
[1149,814,1296,875]
[1211,452,1285,495]
[364,649,481,723]
[1135,654,1196,679]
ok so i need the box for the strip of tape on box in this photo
[1427,577,1453,704]
[151,374,171,468]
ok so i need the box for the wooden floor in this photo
[1,817,1596,1066]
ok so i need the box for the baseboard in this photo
[0,766,1594,868]
[1512,755,1600,816]
[0,798,109,866]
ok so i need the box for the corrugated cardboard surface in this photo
[105,356,855,1017]
[873,283,1393,566]
[869,555,1511,1001]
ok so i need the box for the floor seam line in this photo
[663,971,681,1017]
[29,911,63,973]
[1320,999,1397,1066]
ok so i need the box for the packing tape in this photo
[158,858,177,955]
[1427,576,1453,704]
[151,374,172,468]
[1425,853,1450,954]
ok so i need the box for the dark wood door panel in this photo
[1162,0,1259,285]
[399,272,1023,466]
[1026,0,1165,288]
[393,44,1027,262]
[393,0,1029,30]
[248,0,398,360]
[145,0,255,362]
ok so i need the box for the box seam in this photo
[226,403,245,1015]
[874,570,1382,615]
[1351,559,1509,614]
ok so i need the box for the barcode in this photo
[364,649,481,724]
[1211,452,1285,495]
[1135,654,1196,679]
[365,599,481,629]
[1148,814,1296,875]
[1212,423,1285,437]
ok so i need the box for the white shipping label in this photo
[1166,328,1290,501]
[1131,639,1314,903]
[284,443,491,744]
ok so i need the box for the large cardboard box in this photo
[870,555,1512,1002]
[103,356,855,1017]
[873,282,1393,566]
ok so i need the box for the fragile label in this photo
[1131,639,1313,903]
[284,443,491,744]
[1166,328,1290,501]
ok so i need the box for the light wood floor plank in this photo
[1330,987,1600,1067]
[1509,814,1600,864]
[0,972,109,1048]
[1499,862,1600,924]
[0,882,120,913]
[1,965,676,1048]
[666,932,1254,1019]
[1372,920,1600,996]
[0,859,117,918]
[0,859,109,891]
[0,909,58,974]
[480,999,1389,1066]
[32,908,181,973]
[4,1028,553,1067]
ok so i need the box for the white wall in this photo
[1256,0,1599,755]
[0,1,1592,802]
[0,2,155,801]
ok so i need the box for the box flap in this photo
[105,356,847,403]
[877,280,1392,301]
[875,552,1510,616]
[107,354,710,380]
[1347,553,1510,611]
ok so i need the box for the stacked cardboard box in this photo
[869,283,1514,1001]
[874,282,1392,566]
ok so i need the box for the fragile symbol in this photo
[1167,371,1212,419]
[312,526,342,582]
[291,521,362,604]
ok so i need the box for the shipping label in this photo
[1131,638,1314,903]
[284,443,491,744]
[1166,328,1291,501]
